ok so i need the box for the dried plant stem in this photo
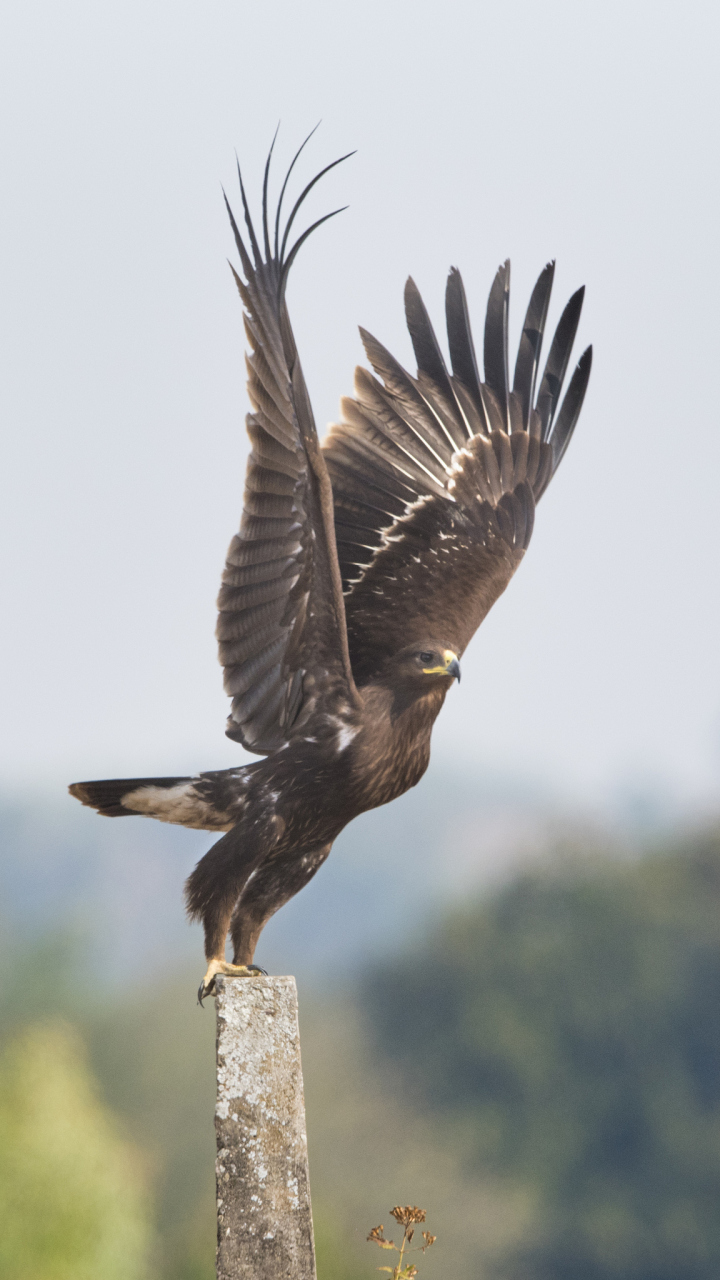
[367,1206,436,1279]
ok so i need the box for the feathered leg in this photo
[229,842,333,966]
[185,828,265,1003]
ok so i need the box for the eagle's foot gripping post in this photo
[198,959,267,1006]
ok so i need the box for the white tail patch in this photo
[121,782,234,831]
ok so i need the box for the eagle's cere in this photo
[69,135,592,1002]
[422,650,461,679]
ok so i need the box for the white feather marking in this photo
[121,783,234,832]
[334,723,359,753]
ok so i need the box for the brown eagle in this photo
[70,139,591,1002]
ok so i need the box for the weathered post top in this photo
[215,975,317,1280]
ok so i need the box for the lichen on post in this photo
[214,975,317,1280]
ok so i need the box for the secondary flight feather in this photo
[69,135,592,1001]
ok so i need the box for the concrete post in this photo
[214,975,317,1280]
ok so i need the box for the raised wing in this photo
[218,137,360,752]
[323,263,591,683]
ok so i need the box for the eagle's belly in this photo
[233,741,356,853]
[238,724,431,856]
[296,726,433,830]
[185,690,440,855]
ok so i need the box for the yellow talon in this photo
[197,958,266,1005]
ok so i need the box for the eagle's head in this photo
[385,643,461,691]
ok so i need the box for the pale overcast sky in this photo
[1,0,719,813]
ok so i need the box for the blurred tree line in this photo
[1,823,720,1278]
[364,830,720,1279]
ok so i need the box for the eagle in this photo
[69,138,591,1002]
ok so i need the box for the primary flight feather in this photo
[69,137,592,1001]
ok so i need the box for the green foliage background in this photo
[2,825,720,1278]
[364,834,720,1279]
[0,1022,151,1280]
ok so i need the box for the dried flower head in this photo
[367,1224,395,1250]
[367,1204,435,1278]
[390,1205,426,1228]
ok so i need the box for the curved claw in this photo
[197,977,216,1007]
[197,960,267,1006]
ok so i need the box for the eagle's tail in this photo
[68,776,192,818]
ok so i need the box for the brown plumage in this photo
[69,136,592,1000]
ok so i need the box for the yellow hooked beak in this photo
[422,649,461,682]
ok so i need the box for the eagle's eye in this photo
[419,651,434,663]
